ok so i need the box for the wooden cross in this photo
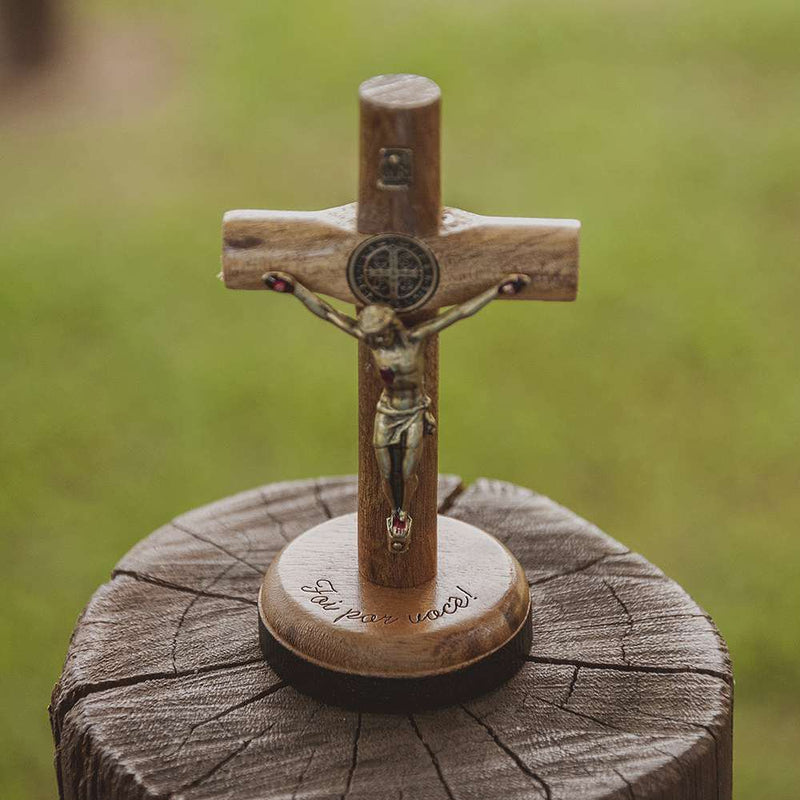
[221,74,580,589]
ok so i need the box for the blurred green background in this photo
[1,0,798,797]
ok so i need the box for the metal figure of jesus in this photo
[263,270,530,553]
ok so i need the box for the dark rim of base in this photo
[258,607,533,713]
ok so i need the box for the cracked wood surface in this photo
[50,476,732,800]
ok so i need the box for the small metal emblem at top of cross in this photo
[221,74,580,589]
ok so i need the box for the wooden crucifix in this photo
[222,75,580,708]
[223,74,579,585]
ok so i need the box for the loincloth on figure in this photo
[373,394,436,448]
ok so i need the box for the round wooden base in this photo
[258,513,531,711]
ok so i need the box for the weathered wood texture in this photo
[51,477,732,800]
[222,203,579,305]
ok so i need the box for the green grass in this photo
[2,0,799,796]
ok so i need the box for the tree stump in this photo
[50,476,732,800]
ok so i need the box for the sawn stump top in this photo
[50,476,732,800]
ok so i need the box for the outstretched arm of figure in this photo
[409,274,531,341]
[263,272,363,340]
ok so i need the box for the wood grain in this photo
[222,203,579,306]
[355,76,442,587]
[260,513,530,681]
[357,74,441,237]
[51,477,732,800]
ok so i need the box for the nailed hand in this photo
[499,273,531,296]
[263,271,295,293]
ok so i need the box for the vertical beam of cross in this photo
[356,75,442,589]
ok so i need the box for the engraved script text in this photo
[299,579,478,627]
[408,585,477,624]
[300,579,399,625]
